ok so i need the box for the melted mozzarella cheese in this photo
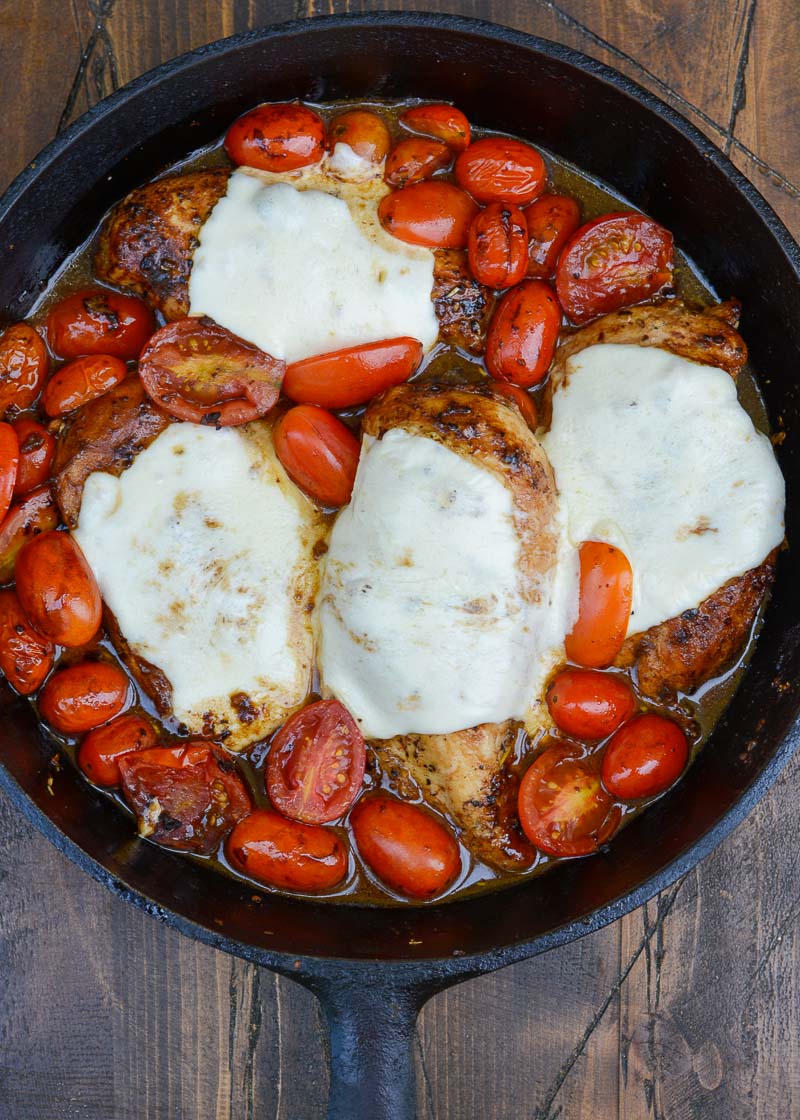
[543,343,785,636]
[74,422,320,749]
[188,167,439,364]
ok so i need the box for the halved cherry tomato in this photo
[227,808,347,891]
[0,588,54,694]
[329,110,390,163]
[491,382,539,430]
[518,743,621,857]
[384,138,451,188]
[468,201,529,288]
[350,792,461,900]
[546,668,636,740]
[378,181,479,249]
[46,288,155,360]
[12,419,55,497]
[41,354,127,417]
[78,711,158,787]
[225,102,326,172]
[119,743,252,854]
[39,660,130,734]
[555,212,674,324]
[400,104,471,151]
[565,541,633,669]
[273,405,360,508]
[0,323,48,413]
[267,699,366,824]
[0,423,19,523]
[283,338,423,409]
[602,714,689,800]
[0,485,59,584]
[15,530,101,647]
[525,194,581,279]
[485,279,560,387]
[138,317,284,426]
[455,137,546,205]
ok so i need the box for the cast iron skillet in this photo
[0,13,798,1118]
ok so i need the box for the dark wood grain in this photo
[0,2,798,1118]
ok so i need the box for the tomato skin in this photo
[602,714,688,800]
[555,212,674,324]
[225,103,326,172]
[491,382,539,430]
[384,138,451,188]
[468,201,529,289]
[78,712,158,787]
[378,181,479,249]
[546,668,636,740]
[41,354,127,417]
[525,194,581,279]
[0,423,19,523]
[283,338,423,409]
[39,661,130,734]
[0,588,54,694]
[273,405,360,508]
[46,288,155,360]
[485,279,560,387]
[400,104,471,152]
[455,137,546,205]
[227,808,348,891]
[15,530,102,647]
[565,541,633,669]
[0,324,48,413]
[12,419,55,497]
[350,793,461,900]
[329,110,390,163]
[0,485,59,584]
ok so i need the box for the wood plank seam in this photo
[724,0,758,153]
[58,0,119,133]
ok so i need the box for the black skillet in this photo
[1,13,799,1119]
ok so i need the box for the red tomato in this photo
[226,808,348,891]
[138,317,284,426]
[273,405,360,508]
[78,712,158,787]
[491,382,539,430]
[119,743,251,854]
[0,323,48,413]
[329,109,390,163]
[378,181,479,249]
[400,104,471,151]
[602,714,689,800]
[0,485,59,584]
[12,419,55,497]
[518,743,621,857]
[525,194,581,279]
[225,102,326,172]
[546,668,636,740]
[267,699,366,824]
[565,541,633,669]
[39,661,130,734]
[0,423,19,523]
[468,201,529,288]
[283,338,423,409]
[384,137,451,188]
[485,279,560,387]
[46,288,155,360]
[15,530,102,647]
[555,212,674,324]
[0,588,54,694]
[455,137,546,205]
[350,793,461,900]
[41,354,127,417]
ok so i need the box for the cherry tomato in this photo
[119,743,251,854]
[378,181,479,249]
[0,423,19,523]
[329,110,390,163]
[468,201,529,289]
[555,212,674,324]
[491,382,539,430]
[0,485,59,584]
[384,138,451,188]
[0,323,48,413]
[283,338,423,409]
[525,194,581,279]
[46,288,155,360]
[78,712,158,787]
[400,104,471,151]
[273,405,360,508]
[565,541,633,669]
[602,714,689,800]
[12,419,55,497]
[546,668,636,740]
[15,530,102,647]
[138,317,284,426]
[518,743,621,857]
[485,279,560,387]
[455,137,546,205]
[39,661,130,734]
[227,808,347,891]
[350,792,461,900]
[0,588,54,694]
[225,102,326,172]
[41,354,127,418]
[267,699,366,824]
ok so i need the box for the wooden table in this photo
[0,3,797,1117]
